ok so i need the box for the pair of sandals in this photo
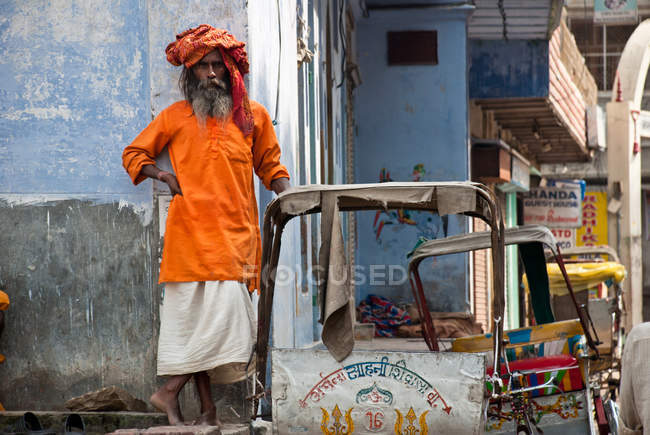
[1,412,85,434]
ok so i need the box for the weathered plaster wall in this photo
[0,0,154,409]
[248,0,313,349]
[354,7,471,311]
[0,1,150,195]
[0,200,156,407]
[469,40,550,99]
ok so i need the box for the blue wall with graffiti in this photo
[353,5,471,312]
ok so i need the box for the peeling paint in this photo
[0,195,153,227]
[6,0,124,45]
[3,105,77,121]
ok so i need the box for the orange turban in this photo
[166,25,254,136]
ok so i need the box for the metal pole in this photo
[506,192,519,329]
[603,24,607,89]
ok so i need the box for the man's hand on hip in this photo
[159,172,183,196]
[141,164,183,196]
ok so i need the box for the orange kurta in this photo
[122,100,289,290]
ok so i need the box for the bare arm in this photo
[141,164,183,196]
[270,177,290,195]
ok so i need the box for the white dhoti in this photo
[157,280,256,384]
[619,322,650,434]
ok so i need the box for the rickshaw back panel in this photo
[272,348,486,434]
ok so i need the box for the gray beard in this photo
[190,78,233,124]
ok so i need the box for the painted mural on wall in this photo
[486,392,585,432]
[372,165,449,248]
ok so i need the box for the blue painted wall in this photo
[354,6,472,312]
[469,39,549,99]
[0,1,150,199]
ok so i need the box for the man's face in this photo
[192,50,228,88]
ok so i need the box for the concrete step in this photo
[108,424,249,434]
[0,411,249,435]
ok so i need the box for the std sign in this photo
[550,228,576,250]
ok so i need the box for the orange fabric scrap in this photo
[0,290,9,311]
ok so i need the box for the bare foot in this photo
[150,390,185,426]
[192,407,221,427]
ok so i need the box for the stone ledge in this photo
[0,411,167,435]
[0,412,249,435]
[108,424,248,434]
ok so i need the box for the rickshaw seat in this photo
[453,319,587,397]
[486,354,584,396]
[451,319,584,355]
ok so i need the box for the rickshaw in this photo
[408,225,608,434]
[547,245,625,371]
[253,182,505,434]
[546,245,627,430]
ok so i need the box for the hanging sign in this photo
[576,191,608,247]
[638,110,650,137]
[594,0,638,25]
[523,185,582,228]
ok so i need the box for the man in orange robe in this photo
[122,25,290,427]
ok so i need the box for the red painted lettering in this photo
[365,410,384,430]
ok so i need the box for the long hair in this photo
[179,67,199,104]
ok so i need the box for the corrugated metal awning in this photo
[469,0,563,40]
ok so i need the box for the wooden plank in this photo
[547,94,585,148]
[549,54,587,137]
[548,80,585,142]
[476,102,548,110]
[471,8,551,18]
[548,82,584,135]
[497,117,561,125]
[469,33,548,39]
[475,100,547,109]
[469,24,549,33]
[485,107,553,115]
[469,101,484,138]
[546,97,588,152]
[470,17,548,26]
[475,0,552,8]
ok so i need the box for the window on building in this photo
[568,18,642,92]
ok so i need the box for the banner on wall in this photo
[523,185,582,228]
[594,0,638,24]
[576,191,608,247]
[548,191,607,250]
